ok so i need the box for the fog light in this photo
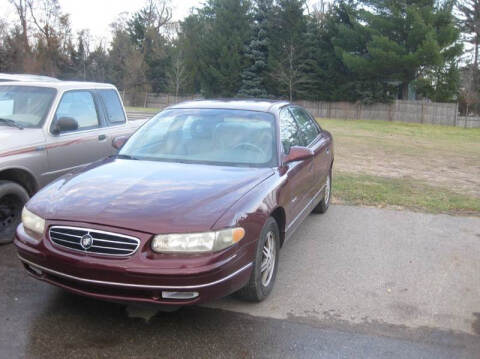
[162,291,199,300]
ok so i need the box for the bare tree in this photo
[26,0,72,75]
[8,0,29,52]
[167,48,187,99]
[144,0,172,32]
[272,44,310,101]
[459,65,480,115]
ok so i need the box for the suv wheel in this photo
[0,181,29,244]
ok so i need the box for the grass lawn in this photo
[318,118,480,216]
[334,172,480,216]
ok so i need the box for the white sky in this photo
[2,0,325,45]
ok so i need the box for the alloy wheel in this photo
[324,175,331,205]
[260,230,276,287]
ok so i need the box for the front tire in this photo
[313,170,331,214]
[237,217,280,302]
[0,181,29,245]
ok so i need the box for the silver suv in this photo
[0,81,147,243]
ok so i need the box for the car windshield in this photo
[0,85,57,128]
[120,108,277,167]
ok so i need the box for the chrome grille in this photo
[49,226,140,256]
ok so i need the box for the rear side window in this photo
[98,89,126,124]
[289,107,320,145]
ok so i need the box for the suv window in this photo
[279,108,303,153]
[55,91,99,131]
[290,107,320,145]
[98,89,126,124]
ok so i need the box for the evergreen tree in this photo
[198,0,252,97]
[337,0,461,100]
[237,0,272,98]
[268,0,309,100]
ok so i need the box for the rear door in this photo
[95,88,130,156]
[289,106,330,194]
[278,107,315,227]
[44,90,111,182]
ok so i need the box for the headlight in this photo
[151,227,245,253]
[22,207,46,238]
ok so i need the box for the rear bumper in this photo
[15,223,254,305]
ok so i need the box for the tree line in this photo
[0,0,478,108]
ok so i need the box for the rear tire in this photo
[236,217,280,302]
[313,170,331,214]
[0,181,29,245]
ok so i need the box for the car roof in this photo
[0,73,60,82]
[0,80,117,90]
[167,99,290,113]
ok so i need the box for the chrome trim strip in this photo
[92,238,137,246]
[50,230,82,239]
[90,244,130,252]
[18,255,253,290]
[49,226,140,257]
[286,184,326,234]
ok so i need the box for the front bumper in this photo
[15,222,254,305]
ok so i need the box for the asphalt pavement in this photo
[1,205,479,358]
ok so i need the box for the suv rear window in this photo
[98,89,126,124]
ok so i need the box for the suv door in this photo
[278,107,315,230]
[96,89,129,156]
[289,106,330,194]
[44,90,111,182]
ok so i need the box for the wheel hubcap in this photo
[324,175,331,205]
[260,231,276,287]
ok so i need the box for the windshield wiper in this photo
[0,118,24,130]
[117,154,139,160]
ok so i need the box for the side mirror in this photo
[52,117,78,135]
[283,146,314,164]
[112,135,129,150]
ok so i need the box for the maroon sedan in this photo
[15,100,333,305]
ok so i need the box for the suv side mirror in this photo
[283,146,314,164]
[112,135,129,150]
[52,117,78,135]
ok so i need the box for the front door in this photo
[44,90,110,183]
[289,106,330,194]
[278,107,315,230]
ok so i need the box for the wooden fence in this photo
[294,100,464,126]
[122,92,480,128]
[121,91,201,108]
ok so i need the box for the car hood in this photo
[0,127,45,154]
[28,158,274,234]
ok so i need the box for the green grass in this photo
[319,118,480,142]
[315,118,480,216]
[333,172,480,216]
[125,106,161,113]
[318,118,480,156]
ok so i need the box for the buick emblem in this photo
[80,234,93,250]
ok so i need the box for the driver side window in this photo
[279,108,303,153]
[54,91,99,132]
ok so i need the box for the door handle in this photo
[98,134,107,141]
